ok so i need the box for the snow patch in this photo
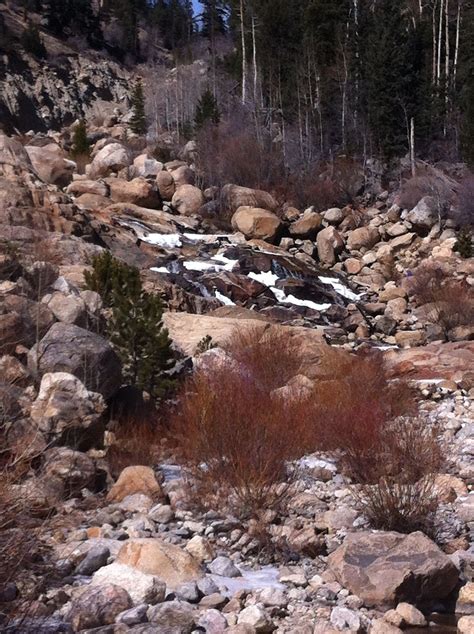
[150,266,170,274]
[248,271,280,287]
[319,276,361,301]
[211,566,284,597]
[143,233,182,248]
[271,287,331,311]
[215,291,235,306]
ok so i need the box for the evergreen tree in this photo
[130,78,147,135]
[460,0,474,167]
[360,0,417,158]
[70,120,91,158]
[21,21,47,58]
[152,0,194,51]
[85,252,175,399]
[201,0,228,38]
[195,88,220,129]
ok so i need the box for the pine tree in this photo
[195,88,220,129]
[70,120,90,158]
[460,1,474,167]
[85,252,175,399]
[130,78,147,135]
[201,0,228,38]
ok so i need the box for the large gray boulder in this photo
[88,143,131,179]
[28,323,121,399]
[328,531,459,607]
[406,196,439,230]
[30,372,106,449]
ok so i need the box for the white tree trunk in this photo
[240,0,247,104]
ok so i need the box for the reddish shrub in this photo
[407,262,474,339]
[172,327,312,518]
[352,416,443,533]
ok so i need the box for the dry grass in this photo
[407,262,474,339]
[172,327,312,518]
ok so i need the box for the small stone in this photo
[199,592,228,609]
[237,604,273,633]
[175,581,200,603]
[395,603,427,627]
[75,546,110,576]
[458,615,474,634]
[330,606,361,631]
[370,618,403,633]
[147,600,195,631]
[197,608,228,634]
[185,535,215,562]
[456,582,474,615]
[209,556,241,577]
[116,604,148,625]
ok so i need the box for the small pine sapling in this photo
[130,78,147,136]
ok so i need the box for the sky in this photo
[192,0,203,15]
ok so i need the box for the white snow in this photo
[142,233,182,248]
[319,276,361,301]
[150,266,170,274]
[183,261,217,271]
[215,291,235,306]
[270,287,331,311]
[248,270,280,287]
[183,233,230,242]
[211,254,238,271]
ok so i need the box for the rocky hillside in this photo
[0,103,473,633]
[0,1,132,133]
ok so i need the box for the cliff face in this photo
[0,3,132,133]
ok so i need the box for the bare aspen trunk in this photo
[410,117,416,178]
[432,1,438,84]
[240,0,247,104]
[251,11,258,103]
[453,0,461,86]
[437,0,444,85]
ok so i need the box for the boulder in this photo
[30,372,105,449]
[28,323,122,399]
[169,164,196,187]
[132,154,163,179]
[147,600,195,631]
[172,184,205,216]
[209,556,241,578]
[25,144,75,187]
[88,143,131,179]
[0,133,35,177]
[42,447,96,496]
[317,226,345,266]
[42,291,87,326]
[67,584,132,631]
[92,562,166,605]
[328,531,458,607]
[324,208,344,225]
[75,192,110,209]
[395,603,427,627]
[237,605,273,633]
[456,582,474,615]
[347,226,380,251]
[107,466,164,503]
[406,196,438,230]
[107,177,161,209]
[221,184,278,213]
[66,179,109,198]
[458,616,474,634]
[116,539,203,589]
[156,170,176,200]
[185,536,215,563]
[231,206,282,243]
[289,211,322,239]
